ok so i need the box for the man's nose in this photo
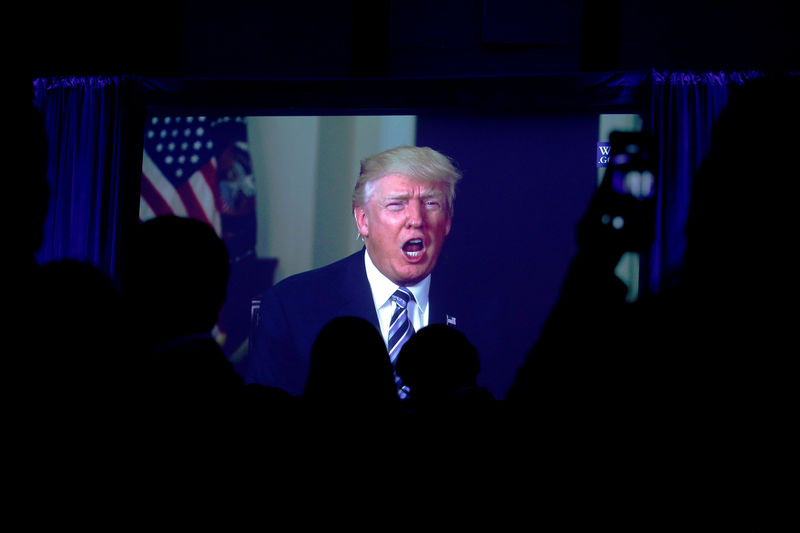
[406,200,423,227]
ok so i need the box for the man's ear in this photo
[354,206,369,238]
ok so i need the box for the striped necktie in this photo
[388,287,414,397]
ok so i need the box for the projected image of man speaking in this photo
[236,145,465,398]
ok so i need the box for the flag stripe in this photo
[138,193,157,222]
[191,160,222,235]
[202,161,223,236]
[141,151,188,217]
[139,173,174,218]
[177,172,213,226]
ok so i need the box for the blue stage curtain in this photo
[644,70,763,294]
[32,76,142,282]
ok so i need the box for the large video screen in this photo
[139,91,641,399]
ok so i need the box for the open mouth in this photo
[402,238,425,258]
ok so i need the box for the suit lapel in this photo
[333,248,382,332]
[428,273,460,329]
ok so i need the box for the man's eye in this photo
[425,200,441,209]
[386,202,404,210]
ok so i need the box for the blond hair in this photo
[352,146,462,216]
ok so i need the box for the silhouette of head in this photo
[127,215,230,342]
[304,316,398,406]
[395,324,480,402]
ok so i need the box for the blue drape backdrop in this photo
[32,76,142,283]
[644,70,764,293]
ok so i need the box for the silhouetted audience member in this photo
[394,325,497,462]
[505,74,800,505]
[395,324,494,412]
[8,95,52,412]
[292,316,403,470]
[303,316,400,417]
[35,259,131,400]
[673,74,799,447]
[125,215,244,417]
[14,257,135,457]
[390,325,499,480]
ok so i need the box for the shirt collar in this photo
[364,248,430,314]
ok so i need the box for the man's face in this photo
[354,173,452,286]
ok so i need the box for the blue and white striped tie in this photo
[388,287,414,398]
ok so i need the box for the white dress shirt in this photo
[363,249,430,348]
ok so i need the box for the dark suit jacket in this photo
[235,248,463,396]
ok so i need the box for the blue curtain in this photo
[30,71,778,295]
[644,70,763,293]
[32,76,142,282]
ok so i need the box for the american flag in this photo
[140,115,248,234]
[140,114,257,353]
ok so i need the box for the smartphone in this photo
[598,131,657,251]
[607,131,656,200]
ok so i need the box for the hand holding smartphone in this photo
[595,130,657,253]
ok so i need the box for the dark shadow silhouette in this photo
[303,316,400,416]
[292,316,403,473]
[8,94,54,414]
[124,215,246,421]
[389,325,501,487]
[9,97,50,347]
[7,96,143,478]
[16,258,135,436]
[505,74,800,510]
[10,95,49,281]
[396,324,494,412]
